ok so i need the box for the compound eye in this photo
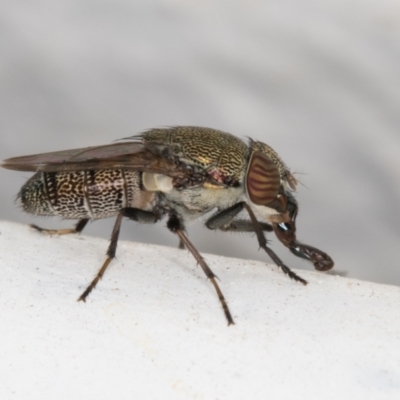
[246,151,280,206]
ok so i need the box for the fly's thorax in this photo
[142,126,249,185]
[17,169,152,219]
[162,184,245,220]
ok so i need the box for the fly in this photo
[1,126,334,325]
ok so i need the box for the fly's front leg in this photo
[30,218,89,235]
[221,220,273,232]
[290,243,334,271]
[207,202,307,283]
[206,202,246,230]
[206,202,273,233]
[273,223,334,271]
[78,207,159,302]
[242,203,308,285]
[167,213,234,325]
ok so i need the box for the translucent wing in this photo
[1,141,186,177]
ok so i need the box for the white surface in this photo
[0,220,399,399]
[1,0,400,287]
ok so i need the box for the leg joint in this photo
[167,213,182,232]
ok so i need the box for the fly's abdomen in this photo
[85,169,126,218]
[18,172,54,216]
[18,169,144,219]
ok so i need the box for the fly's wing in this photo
[1,142,187,178]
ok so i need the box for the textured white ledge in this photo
[0,220,399,399]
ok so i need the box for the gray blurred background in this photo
[1,0,399,285]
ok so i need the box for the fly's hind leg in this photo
[78,213,123,302]
[78,208,159,302]
[30,218,89,235]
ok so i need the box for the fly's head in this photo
[245,140,334,271]
[245,139,297,223]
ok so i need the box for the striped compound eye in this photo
[246,151,280,206]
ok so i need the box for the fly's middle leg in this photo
[168,213,234,326]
